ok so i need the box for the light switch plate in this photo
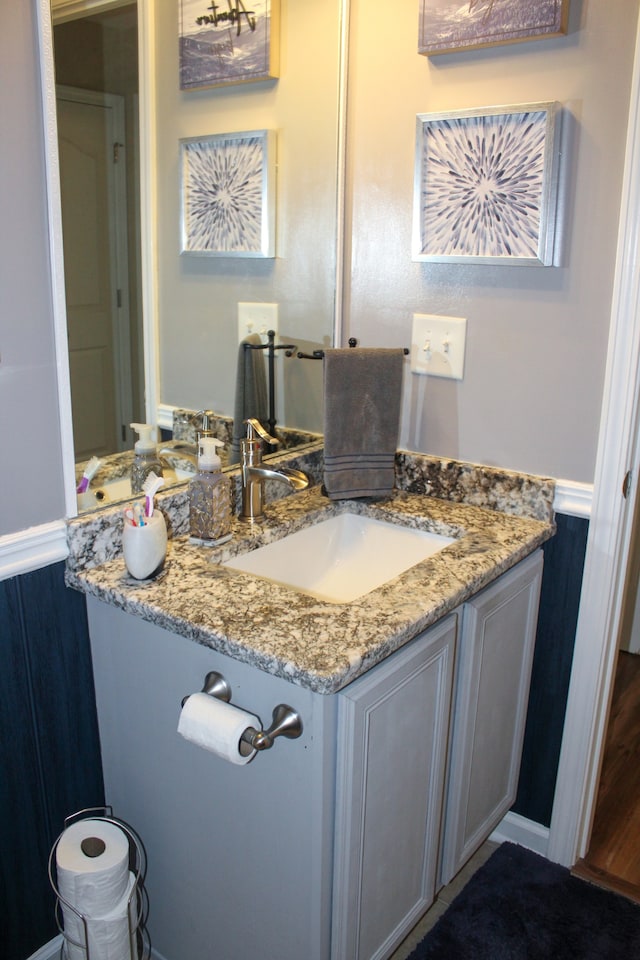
[238,302,278,343]
[411,314,467,380]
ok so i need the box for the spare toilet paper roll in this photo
[56,819,130,919]
[62,870,138,960]
[178,692,261,764]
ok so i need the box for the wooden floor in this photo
[573,650,640,902]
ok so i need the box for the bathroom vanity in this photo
[66,463,553,960]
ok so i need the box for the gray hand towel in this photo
[229,334,268,464]
[323,348,404,500]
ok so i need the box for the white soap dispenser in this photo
[131,423,163,494]
[189,436,232,545]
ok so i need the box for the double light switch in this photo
[238,302,278,344]
[410,314,467,380]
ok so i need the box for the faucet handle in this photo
[189,409,214,427]
[244,418,278,446]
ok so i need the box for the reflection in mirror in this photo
[50,0,342,514]
[153,0,342,442]
[53,3,143,468]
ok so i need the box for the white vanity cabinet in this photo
[84,549,542,960]
[328,550,543,958]
[86,600,339,960]
[438,549,543,887]
[331,615,457,960]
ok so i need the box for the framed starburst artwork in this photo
[180,130,275,257]
[412,103,562,265]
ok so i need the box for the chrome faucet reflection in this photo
[240,419,309,523]
[158,410,218,466]
[158,440,199,466]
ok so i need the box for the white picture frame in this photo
[418,0,570,58]
[179,0,280,90]
[180,130,276,258]
[412,103,562,266]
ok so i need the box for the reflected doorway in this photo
[53,3,143,461]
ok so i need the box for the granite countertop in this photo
[66,482,555,694]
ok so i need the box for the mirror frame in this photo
[42,0,350,517]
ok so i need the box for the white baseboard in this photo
[26,936,63,960]
[490,810,550,857]
[0,520,68,582]
[28,818,547,960]
[157,403,177,432]
[28,935,167,960]
[553,479,593,519]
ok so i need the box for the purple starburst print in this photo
[182,134,267,255]
[417,109,550,260]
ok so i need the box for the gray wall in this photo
[345,0,639,483]
[3,1,639,534]
[154,0,341,431]
[0,0,66,538]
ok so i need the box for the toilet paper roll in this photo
[62,870,138,960]
[177,692,261,764]
[56,819,130,919]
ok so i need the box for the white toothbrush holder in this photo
[122,511,167,580]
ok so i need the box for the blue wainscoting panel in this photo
[513,513,590,827]
[0,562,104,960]
[0,574,53,955]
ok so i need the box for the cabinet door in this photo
[332,615,457,960]
[439,551,543,886]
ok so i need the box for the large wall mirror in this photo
[49,0,345,510]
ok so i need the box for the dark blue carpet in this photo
[408,842,640,959]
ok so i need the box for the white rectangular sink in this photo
[223,512,455,603]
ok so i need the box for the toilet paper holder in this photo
[182,671,303,756]
[48,806,150,960]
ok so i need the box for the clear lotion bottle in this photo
[131,423,163,494]
[189,437,232,545]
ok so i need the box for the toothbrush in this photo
[142,471,165,518]
[134,502,145,527]
[76,456,102,493]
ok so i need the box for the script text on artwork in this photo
[195,1,257,35]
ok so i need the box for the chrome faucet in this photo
[158,440,198,465]
[240,418,309,522]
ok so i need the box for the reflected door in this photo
[57,86,132,460]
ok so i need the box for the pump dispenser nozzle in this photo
[197,411,214,444]
[198,436,225,471]
[131,423,157,454]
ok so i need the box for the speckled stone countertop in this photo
[66,463,555,694]
[74,421,322,513]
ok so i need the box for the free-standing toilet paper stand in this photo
[48,807,150,960]
[181,670,303,759]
